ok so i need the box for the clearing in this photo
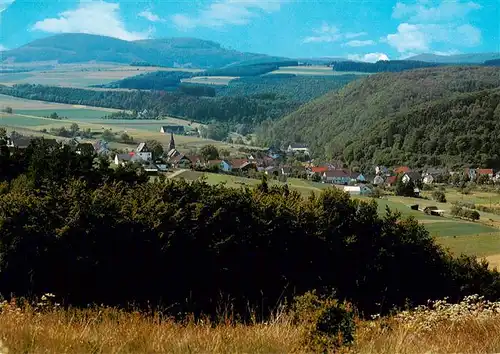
[181,76,238,86]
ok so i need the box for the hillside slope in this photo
[259,66,500,168]
[407,52,500,64]
[0,34,278,68]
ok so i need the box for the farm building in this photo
[343,185,372,195]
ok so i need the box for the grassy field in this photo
[0,63,201,88]
[15,108,109,119]
[0,94,121,111]
[0,109,243,153]
[181,76,238,86]
[268,66,371,76]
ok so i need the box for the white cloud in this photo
[345,32,367,39]
[456,24,481,46]
[303,23,341,43]
[0,0,14,13]
[0,44,8,51]
[303,23,372,45]
[386,22,481,53]
[348,53,390,63]
[344,40,375,47]
[393,0,482,23]
[139,10,164,23]
[172,0,283,30]
[32,1,150,41]
[386,23,430,52]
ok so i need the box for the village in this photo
[6,128,500,199]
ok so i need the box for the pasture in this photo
[181,76,238,86]
[0,110,239,152]
[0,63,201,88]
[0,94,120,112]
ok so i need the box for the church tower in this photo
[169,132,175,151]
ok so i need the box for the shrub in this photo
[432,190,447,203]
[371,187,383,198]
[292,291,356,351]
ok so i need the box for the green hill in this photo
[407,52,500,64]
[0,33,280,68]
[258,66,500,168]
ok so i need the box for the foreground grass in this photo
[2,298,500,354]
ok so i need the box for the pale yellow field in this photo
[181,76,238,85]
[0,63,202,88]
[0,94,122,112]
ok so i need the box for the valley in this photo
[1,29,500,353]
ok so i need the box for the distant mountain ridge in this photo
[0,33,286,69]
[3,33,498,69]
[406,52,500,64]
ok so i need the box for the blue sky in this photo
[0,0,498,61]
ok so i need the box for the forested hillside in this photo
[258,66,500,168]
[100,71,358,103]
[334,60,443,73]
[0,84,299,126]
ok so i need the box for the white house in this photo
[343,185,372,195]
[287,143,310,155]
[136,143,152,161]
[423,174,435,185]
[114,153,132,166]
[402,172,422,184]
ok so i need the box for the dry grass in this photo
[0,300,303,354]
[2,295,500,353]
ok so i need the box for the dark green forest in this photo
[217,74,359,102]
[258,66,500,169]
[0,84,299,126]
[0,73,358,128]
[1,135,500,320]
[96,71,194,90]
[333,60,443,73]
[93,70,358,103]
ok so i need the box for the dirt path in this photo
[485,254,500,270]
[167,169,188,179]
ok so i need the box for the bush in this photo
[311,173,321,182]
[371,187,383,198]
[450,205,480,221]
[292,291,356,351]
[432,190,447,203]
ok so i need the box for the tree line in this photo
[1,133,500,320]
[333,60,443,73]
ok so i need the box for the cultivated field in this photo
[0,63,201,88]
[268,65,371,76]
[0,94,121,112]
[181,76,238,86]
